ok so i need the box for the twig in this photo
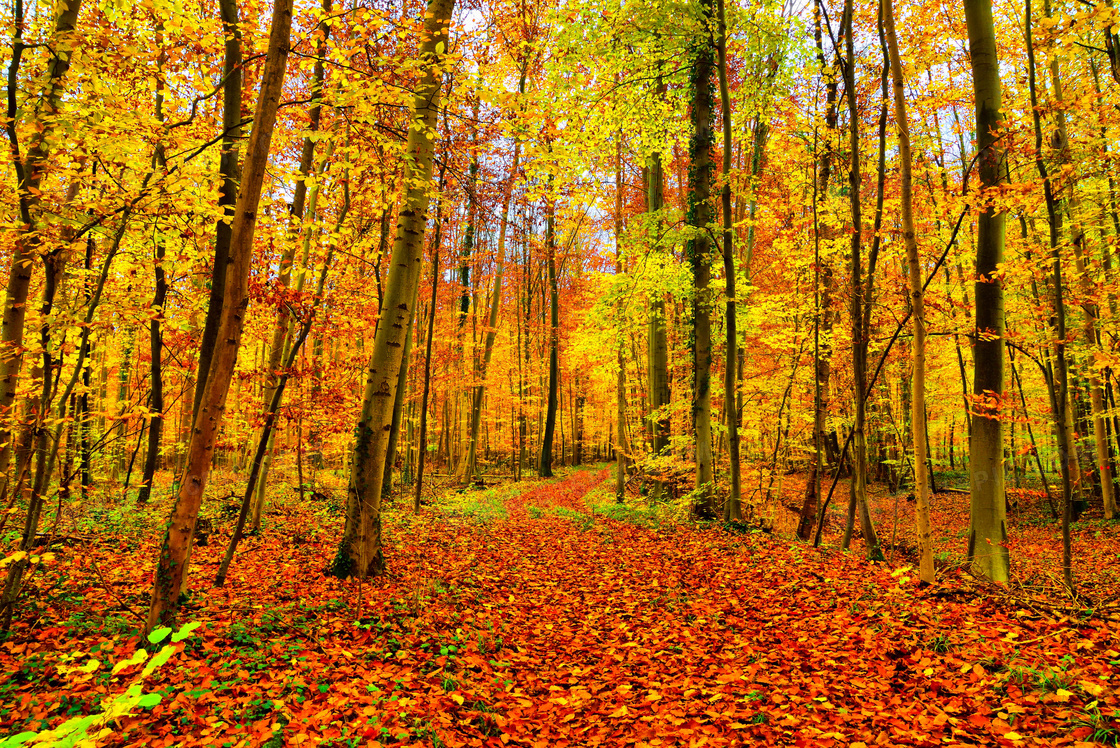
[88,556,145,622]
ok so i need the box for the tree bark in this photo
[883,0,933,584]
[330,0,454,578]
[539,190,560,477]
[0,0,85,494]
[840,0,882,560]
[144,0,293,631]
[964,0,1009,582]
[688,0,716,516]
[716,0,741,521]
[461,62,527,481]
[193,0,243,424]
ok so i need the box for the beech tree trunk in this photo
[0,0,85,495]
[716,0,741,521]
[539,192,560,477]
[330,0,454,578]
[144,0,293,632]
[461,63,526,481]
[614,131,629,501]
[884,0,933,584]
[193,0,243,424]
[964,0,1009,582]
[688,0,716,516]
[840,0,882,560]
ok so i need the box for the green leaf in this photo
[0,731,38,747]
[147,626,172,645]
[137,693,162,708]
[142,645,175,676]
[171,621,201,643]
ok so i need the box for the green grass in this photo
[437,482,534,523]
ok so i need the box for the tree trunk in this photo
[716,0,741,522]
[964,0,1009,582]
[144,0,293,632]
[688,0,716,516]
[330,0,454,579]
[614,130,629,501]
[193,0,243,424]
[1026,0,1074,590]
[461,63,527,481]
[0,0,85,494]
[884,0,933,584]
[841,0,882,560]
[539,191,560,477]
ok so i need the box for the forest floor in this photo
[1,466,1119,747]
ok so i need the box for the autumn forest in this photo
[1,0,1120,743]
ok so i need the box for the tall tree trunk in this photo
[688,0,716,516]
[0,0,85,494]
[614,130,629,501]
[250,10,330,528]
[716,0,741,521]
[330,0,454,579]
[840,0,882,560]
[461,62,527,481]
[193,0,243,424]
[138,44,171,506]
[798,0,839,541]
[144,0,293,632]
[539,191,560,477]
[1043,19,1114,521]
[646,123,671,495]
[414,189,442,511]
[1026,0,1074,590]
[883,0,933,584]
[964,0,1009,582]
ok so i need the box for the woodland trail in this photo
[1,468,1117,747]
[368,468,1116,747]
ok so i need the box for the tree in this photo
[331,0,455,579]
[687,0,716,516]
[883,0,933,584]
[963,0,1009,583]
[145,0,294,631]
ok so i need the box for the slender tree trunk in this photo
[884,0,932,584]
[799,1,838,540]
[138,54,171,505]
[330,0,454,579]
[614,130,629,501]
[688,0,716,516]
[1026,0,1074,590]
[840,0,882,560]
[461,63,527,481]
[539,191,560,477]
[193,0,243,424]
[0,0,85,494]
[414,207,441,511]
[716,0,741,521]
[964,0,1009,582]
[647,136,671,501]
[144,0,293,631]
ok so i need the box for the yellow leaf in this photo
[1081,680,1105,697]
[609,705,629,717]
[450,693,464,705]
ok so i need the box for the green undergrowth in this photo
[583,485,665,529]
[436,482,528,523]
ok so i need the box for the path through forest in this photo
[1,469,1117,747]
